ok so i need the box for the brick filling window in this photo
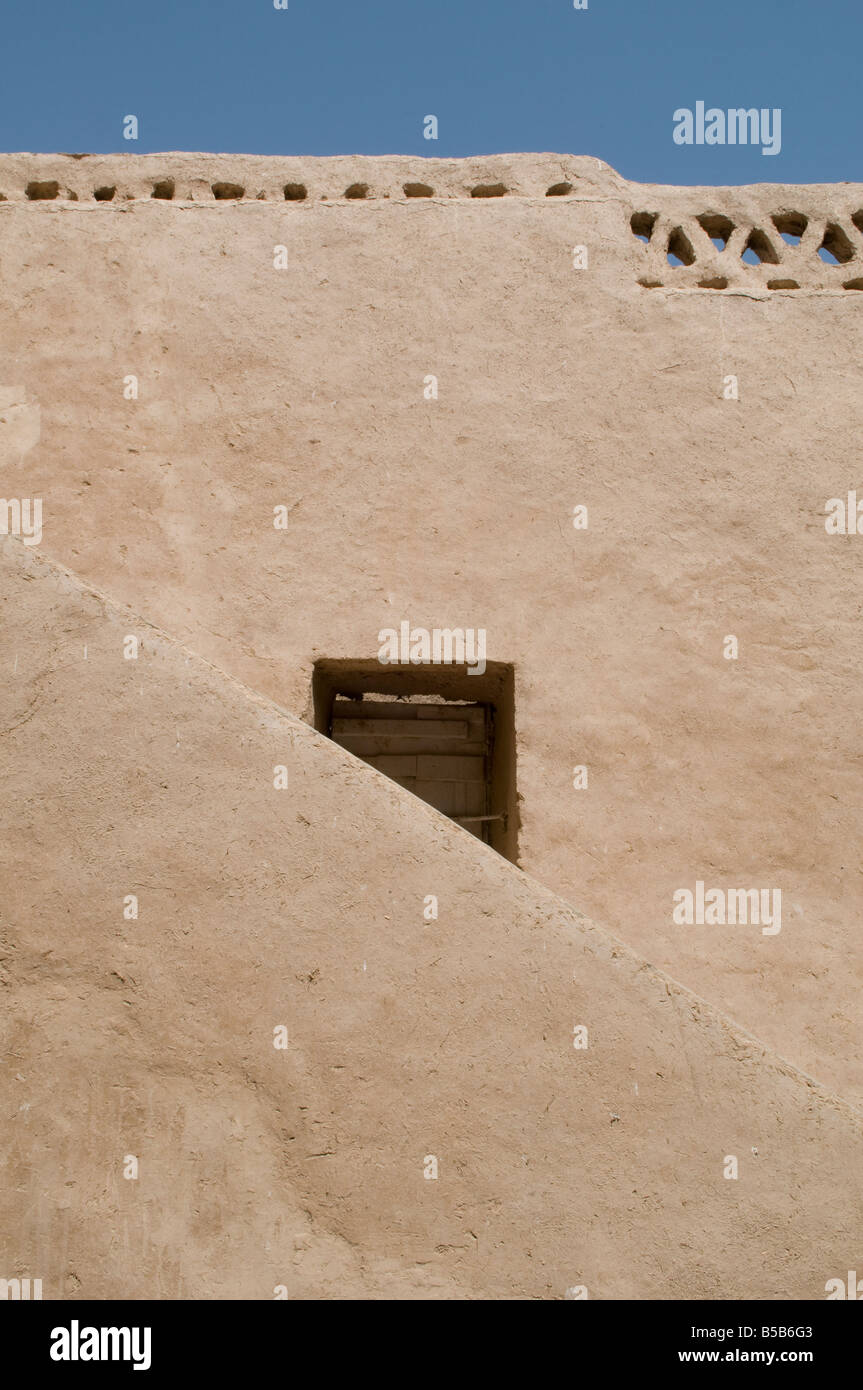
[311,659,519,863]
[331,695,492,841]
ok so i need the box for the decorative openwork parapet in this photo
[631,202,863,291]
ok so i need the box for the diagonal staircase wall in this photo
[1,537,860,1300]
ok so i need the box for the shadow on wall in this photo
[311,658,520,865]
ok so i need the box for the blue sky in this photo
[2,0,858,185]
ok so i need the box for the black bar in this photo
[6,1299,857,1376]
